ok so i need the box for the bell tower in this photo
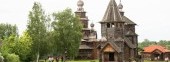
[75,0,88,28]
[75,0,90,40]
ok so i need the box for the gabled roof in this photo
[100,0,123,23]
[122,16,136,25]
[124,38,137,48]
[101,41,121,53]
[143,45,170,53]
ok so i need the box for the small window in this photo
[107,23,111,28]
[112,23,115,27]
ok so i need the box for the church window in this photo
[112,23,115,27]
[107,23,111,28]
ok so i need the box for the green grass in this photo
[41,59,167,62]
[67,60,98,62]
[144,60,166,62]
[39,60,99,62]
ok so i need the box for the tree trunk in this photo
[36,52,40,62]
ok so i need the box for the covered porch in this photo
[151,49,164,61]
[100,42,121,62]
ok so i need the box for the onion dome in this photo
[118,3,123,10]
[90,22,94,28]
[77,0,84,7]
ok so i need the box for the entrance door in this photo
[109,52,114,61]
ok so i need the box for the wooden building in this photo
[75,0,99,59]
[74,0,138,61]
[142,45,170,61]
[98,0,138,62]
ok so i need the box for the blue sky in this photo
[0,0,169,42]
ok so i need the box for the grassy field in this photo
[144,60,167,62]
[39,60,99,62]
[45,59,165,62]
[67,60,98,62]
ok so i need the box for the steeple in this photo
[100,0,123,23]
[75,0,89,28]
[118,0,123,11]
[100,0,124,38]
[118,0,124,16]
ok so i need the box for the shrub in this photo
[90,60,95,62]
[5,53,20,62]
[0,53,4,62]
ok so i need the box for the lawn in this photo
[144,60,166,62]
[40,60,168,62]
[67,60,98,62]
[39,60,99,62]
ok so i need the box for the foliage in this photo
[27,2,49,61]
[138,39,170,50]
[0,53,4,62]
[52,8,82,58]
[14,31,32,61]
[0,31,32,62]
[0,23,18,39]
[5,53,20,62]
[0,34,18,54]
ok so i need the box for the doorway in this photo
[109,52,114,61]
[104,52,115,62]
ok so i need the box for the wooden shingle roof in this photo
[100,0,123,23]
[122,16,136,25]
[101,41,122,53]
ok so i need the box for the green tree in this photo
[5,54,20,62]
[138,39,153,49]
[27,2,48,62]
[0,34,18,54]
[52,8,82,59]
[158,40,168,46]
[0,23,18,39]
[13,31,32,61]
[0,34,19,62]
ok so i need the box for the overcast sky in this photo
[0,0,169,42]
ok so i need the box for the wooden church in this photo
[75,0,138,62]
[99,0,138,62]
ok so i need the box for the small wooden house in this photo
[142,45,170,61]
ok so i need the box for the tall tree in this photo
[27,2,48,62]
[52,8,82,59]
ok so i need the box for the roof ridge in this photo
[100,0,123,23]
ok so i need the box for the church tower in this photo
[100,0,125,61]
[75,0,98,59]
[75,0,91,40]
[75,0,88,28]
[118,0,138,59]
[99,0,138,62]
